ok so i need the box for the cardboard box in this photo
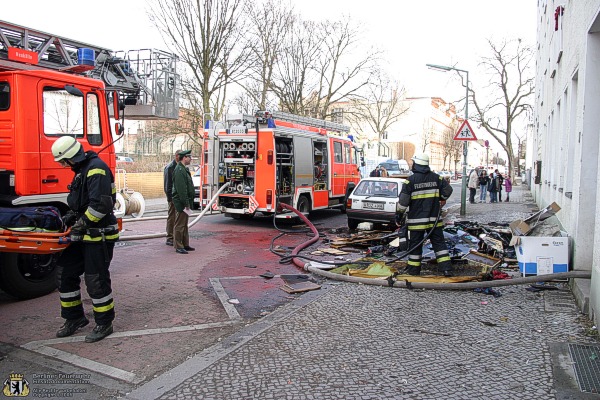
[513,236,569,275]
[509,202,561,236]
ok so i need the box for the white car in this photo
[346,177,402,230]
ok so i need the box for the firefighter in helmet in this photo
[51,136,119,343]
[395,153,454,277]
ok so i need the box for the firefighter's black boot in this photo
[85,323,113,343]
[405,266,421,276]
[56,316,89,338]
[443,270,454,277]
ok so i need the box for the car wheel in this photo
[347,218,359,230]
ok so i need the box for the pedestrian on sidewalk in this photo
[495,170,504,202]
[488,171,498,203]
[504,175,512,202]
[395,153,454,277]
[172,150,196,254]
[478,170,489,202]
[468,168,479,204]
[163,150,182,246]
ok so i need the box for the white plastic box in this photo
[513,236,569,276]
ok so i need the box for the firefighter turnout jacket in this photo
[397,164,453,231]
[67,151,119,242]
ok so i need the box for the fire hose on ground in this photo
[118,182,231,241]
[277,203,591,290]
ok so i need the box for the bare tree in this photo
[346,70,408,149]
[470,38,534,177]
[450,137,462,178]
[420,119,431,152]
[270,19,322,114]
[269,16,379,117]
[442,117,461,170]
[441,125,454,170]
[310,17,379,119]
[237,0,296,111]
[148,0,250,120]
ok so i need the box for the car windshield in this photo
[354,180,399,197]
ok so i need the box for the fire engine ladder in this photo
[0,20,179,120]
[271,111,350,133]
[202,120,221,208]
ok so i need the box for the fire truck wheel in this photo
[297,195,311,214]
[0,252,58,299]
[347,218,360,230]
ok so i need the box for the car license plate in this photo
[363,201,384,210]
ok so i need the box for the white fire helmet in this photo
[52,136,82,162]
[411,153,430,166]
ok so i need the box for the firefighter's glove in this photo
[61,210,78,227]
[395,213,405,227]
[70,218,87,242]
[440,199,447,207]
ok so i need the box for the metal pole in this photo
[460,71,469,216]
[425,63,469,215]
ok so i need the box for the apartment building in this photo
[533,0,600,319]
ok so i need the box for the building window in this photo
[332,108,344,124]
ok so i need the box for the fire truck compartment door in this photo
[293,136,312,188]
[331,139,345,196]
[255,130,275,207]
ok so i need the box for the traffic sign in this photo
[454,120,478,141]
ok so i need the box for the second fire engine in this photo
[198,111,363,219]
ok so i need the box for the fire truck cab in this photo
[199,111,363,219]
[0,20,178,299]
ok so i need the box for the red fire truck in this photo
[198,111,363,219]
[0,20,178,298]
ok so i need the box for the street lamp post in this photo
[426,63,469,216]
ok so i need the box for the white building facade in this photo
[534,0,600,319]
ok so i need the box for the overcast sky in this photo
[2,0,536,96]
[2,0,537,144]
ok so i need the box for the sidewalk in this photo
[127,183,599,400]
[447,182,538,224]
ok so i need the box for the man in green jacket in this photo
[172,150,195,254]
[163,150,182,246]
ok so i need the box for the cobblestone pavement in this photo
[129,282,591,400]
[127,183,599,400]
